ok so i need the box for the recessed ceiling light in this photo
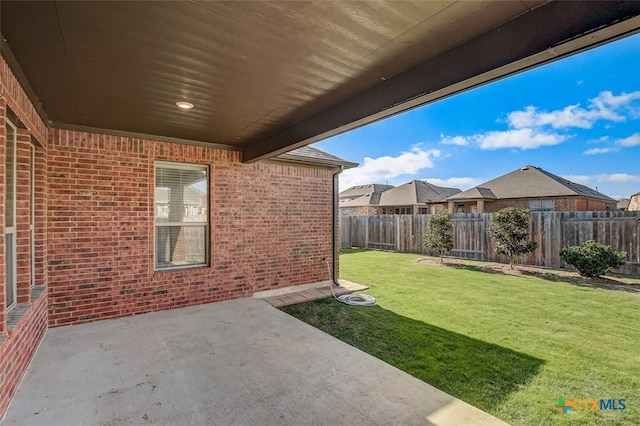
[176,101,194,110]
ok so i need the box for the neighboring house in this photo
[617,198,630,211]
[340,183,395,201]
[629,193,640,211]
[341,180,461,215]
[339,183,394,215]
[446,165,617,213]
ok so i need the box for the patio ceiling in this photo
[1,1,639,162]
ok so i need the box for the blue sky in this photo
[314,33,640,200]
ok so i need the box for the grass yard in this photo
[281,250,640,426]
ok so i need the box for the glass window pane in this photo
[6,123,15,227]
[155,164,207,223]
[155,226,206,269]
[542,200,555,211]
[6,234,15,307]
[155,161,209,270]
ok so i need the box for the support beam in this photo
[243,1,640,163]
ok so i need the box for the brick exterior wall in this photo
[0,100,5,334]
[1,53,337,419]
[0,289,47,417]
[46,129,334,326]
[340,206,380,216]
[489,198,579,212]
[1,54,49,421]
[341,202,448,216]
[450,197,616,213]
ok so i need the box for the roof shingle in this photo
[275,146,358,169]
[448,165,615,202]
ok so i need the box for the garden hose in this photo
[325,259,376,306]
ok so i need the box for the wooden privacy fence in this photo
[340,211,640,275]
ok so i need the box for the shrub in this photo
[488,208,538,268]
[560,240,626,277]
[424,212,453,262]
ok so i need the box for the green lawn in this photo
[281,250,640,426]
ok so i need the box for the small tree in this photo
[424,212,453,262]
[488,207,538,268]
[560,240,626,277]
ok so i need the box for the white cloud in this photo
[507,90,640,130]
[561,175,591,185]
[475,129,567,150]
[617,133,640,147]
[424,177,479,190]
[339,145,441,190]
[596,90,640,108]
[440,134,469,146]
[507,105,599,129]
[595,173,640,183]
[583,147,616,155]
[436,91,639,153]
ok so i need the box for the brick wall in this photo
[0,289,47,417]
[47,129,335,326]
[0,100,6,333]
[340,206,380,216]
[488,197,578,212]
[574,197,617,212]
[1,53,49,421]
[450,197,616,213]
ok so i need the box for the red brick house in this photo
[0,56,357,414]
[446,165,617,213]
[0,1,636,419]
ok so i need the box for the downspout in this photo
[331,165,344,286]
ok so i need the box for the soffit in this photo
[1,1,639,162]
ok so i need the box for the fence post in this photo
[395,215,401,252]
[365,216,369,249]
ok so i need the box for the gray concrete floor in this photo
[2,298,506,426]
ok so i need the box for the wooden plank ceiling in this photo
[1,1,639,162]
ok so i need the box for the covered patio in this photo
[1,1,640,422]
[3,298,505,425]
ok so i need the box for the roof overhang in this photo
[1,1,639,163]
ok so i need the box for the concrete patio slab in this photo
[260,280,370,308]
[2,298,507,426]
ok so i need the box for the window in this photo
[30,143,36,288]
[394,207,412,215]
[5,119,17,308]
[530,199,555,212]
[418,208,428,214]
[155,162,209,270]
